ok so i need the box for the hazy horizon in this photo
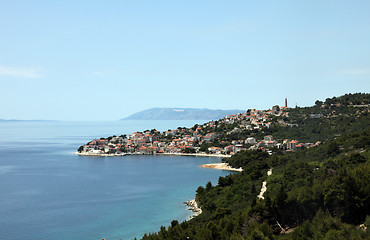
[0,102,315,121]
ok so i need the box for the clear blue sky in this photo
[1,0,369,120]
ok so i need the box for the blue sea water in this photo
[0,120,232,240]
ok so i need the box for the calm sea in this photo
[0,120,232,240]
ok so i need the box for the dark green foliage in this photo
[196,186,205,194]
[183,147,196,153]
[286,210,368,240]
[263,128,370,234]
[205,181,212,191]
[77,145,84,152]
[218,175,233,187]
[171,220,179,228]
[199,142,210,153]
[326,141,340,157]
[225,150,269,170]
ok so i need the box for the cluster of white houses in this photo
[78,103,320,156]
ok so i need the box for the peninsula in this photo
[77,94,367,157]
[78,94,369,158]
[77,100,315,157]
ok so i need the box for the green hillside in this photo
[137,93,370,240]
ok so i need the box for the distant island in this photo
[121,108,244,120]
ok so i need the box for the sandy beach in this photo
[200,163,243,172]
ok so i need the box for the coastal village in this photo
[77,99,321,157]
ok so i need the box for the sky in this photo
[0,0,369,121]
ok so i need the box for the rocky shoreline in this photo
[184,199,202,218]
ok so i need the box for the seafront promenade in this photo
[74,151,231,158]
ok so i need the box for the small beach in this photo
[200,163,242,172]
[162,152,231,158]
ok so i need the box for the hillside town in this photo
[77,100,322,157]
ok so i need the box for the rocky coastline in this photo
[184,199,202,218]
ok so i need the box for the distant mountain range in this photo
[121,108,244,120]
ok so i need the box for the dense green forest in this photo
[137,93,370,240]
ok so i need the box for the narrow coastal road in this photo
[257,168,272,200]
